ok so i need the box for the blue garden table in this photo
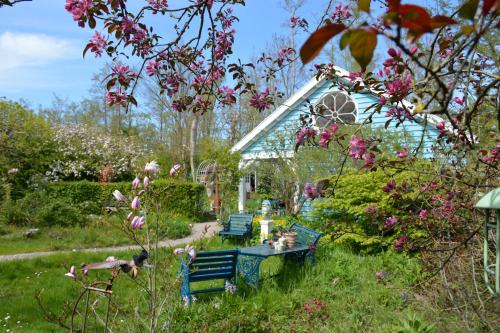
[237,243,312,288]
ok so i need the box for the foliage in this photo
[47,124,145,182]
[309,162,434,253]
[0,100,57,198]
[36,200,88,227]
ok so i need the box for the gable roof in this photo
[231,65,446,154]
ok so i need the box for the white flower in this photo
[113,190,127,202]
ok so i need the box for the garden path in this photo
[0,221,221,262]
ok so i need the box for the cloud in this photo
[0,31,78,73]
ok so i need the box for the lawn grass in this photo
[0,236,467,332]
[0,215,192,255]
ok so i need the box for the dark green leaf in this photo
[459,0,479,20]
[358,0,371,13]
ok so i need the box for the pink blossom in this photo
[453,97,464,106]
[147,0,168,11]
[348,135,368,159]
[121,16,137,34]
[397,148,409,158]
[394,236,408,252]
[146,60,160,76]
[65,0,92,27]
[362,152,375,168]
[331,3,351,22]
[303,183,319,199]
[136,216,145,229]
[219,86,235,105]
[143,176,150,189]
[436,121,446,134]
[330,123,339,134]
[419,209,427,220]
[295,127,317,146]
[439,48,452,58]
[290,16,304,28]
[250,88,273,111]
[348,71,362,81]
[318,130,332,148]
[388,48,400,58]
[410,45,418,54]
[105,89,127,107]
[379,95,387,106]
[131,196,140,210]
[127,212,134,221]
[89,31,107,57]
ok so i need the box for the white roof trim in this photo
[231,74,328,153]
[231,65,447,154]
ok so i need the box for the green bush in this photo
[152,213,192,239]
[46,179,206,219]
[36,200,88,227]
[309,162,433,253]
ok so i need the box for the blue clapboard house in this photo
[231,66,443,214]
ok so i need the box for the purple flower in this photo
[303,183,319,199]
[131,196,140,210]
[113,190,127,202]
[173,245,196,260]
[132,177,140,190]
[349,135,368,159]
[136,216,145,229]
[383,180,396,193]
[419,209,427,220]
[143,176,150,189]
[384,216,397,228]
[89,31,107,57]
[397,148,409,158]
[127,212,134,221]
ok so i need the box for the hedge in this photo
[45,179,207,219]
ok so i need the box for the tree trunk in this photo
[190,113,200,182]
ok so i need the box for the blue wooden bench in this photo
[219,214,254,243]
[180,249,238,304]
[284,223,322,263]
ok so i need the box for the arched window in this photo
[314,91,357,127]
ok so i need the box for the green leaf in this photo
[348,28,378,68]
[459,0,479,20]
[339,30,353,50]
[300,24,346,64]
[358,0,371,13]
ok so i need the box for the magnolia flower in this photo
[106,256,116,262]
[173,245,196,260]
[127,212,134,221]
[143,176,150,189]
[136,216,145,229]
[7,168,19,175]
[82,269,89,276]
[132,177,140,190]
[144,161,160,174]
[131,196,140,210]
[130,216,139,228]
[113,190,127,202]
[65,266,76,279]
[169,163,182,177]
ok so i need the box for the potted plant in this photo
[284,228,298,248]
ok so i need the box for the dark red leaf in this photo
[430,16,456,29]
[300,23,346,64]
[482,0,500,14]
[82,43,92,58]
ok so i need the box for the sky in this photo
[0,0,332,109]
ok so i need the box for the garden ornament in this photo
[475,187,500,298]
[262,200,271,220]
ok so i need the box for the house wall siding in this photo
[242,81,439,158]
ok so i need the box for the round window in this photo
[315,92,357,127]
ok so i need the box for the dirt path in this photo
[0,221,221,262]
